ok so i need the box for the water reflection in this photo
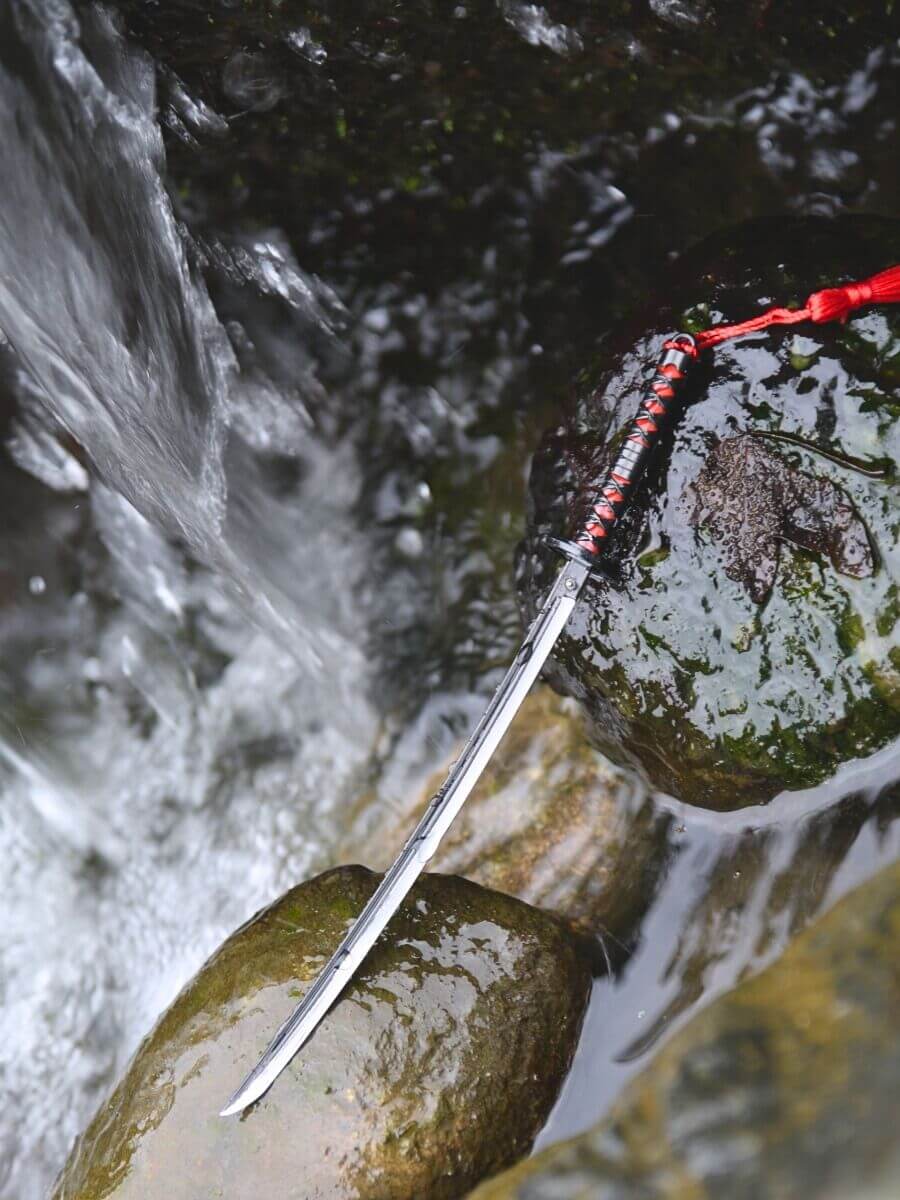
[541,755,900,1147]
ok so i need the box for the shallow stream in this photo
[0,3,897,1197]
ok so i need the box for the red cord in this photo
[695,264,900,349]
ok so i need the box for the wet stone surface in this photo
[615,779,900,1064]
[687,434,875,605]
[340,688,670,948]
[471,857,900,1200]
[52,865,592,1200]
[518,216,900,809]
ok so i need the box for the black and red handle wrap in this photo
[550,333,699,568]
[547,268,900,571]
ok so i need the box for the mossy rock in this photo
[341,688,670,946]
[53,865,592,1200]
[471,856,900,1199]
[518,215,900,808]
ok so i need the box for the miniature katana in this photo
[223,264,900,1116]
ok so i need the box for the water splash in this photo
[0,1,230,551]
[0,8,378,1197]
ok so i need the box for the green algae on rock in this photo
[53,865,591,1200]
[471,856,900,1200]
[341,688,670,947]
[518,216,900,809]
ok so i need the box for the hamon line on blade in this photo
[221,333,700,1115]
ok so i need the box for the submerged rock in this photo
[472,857,900,1199]
[619,780,900,1063]
[518,215,900,808]
[342,688,671,948]
[53,865,591,1200]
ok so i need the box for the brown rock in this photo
[53,865,592,1200]
[340,687,670,945]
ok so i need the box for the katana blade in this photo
[220,556,590,1116]
[221,332,699,1117]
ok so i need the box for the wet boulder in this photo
[518,215,900,808]
[341,688,670,948]
[53,865,592,1200]
[472,857,900,1199]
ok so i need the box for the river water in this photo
[0,3,897,1197]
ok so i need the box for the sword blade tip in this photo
[219,1071,270,1117]
[220,999,322,1116]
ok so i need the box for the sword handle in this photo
[551,333,700,566]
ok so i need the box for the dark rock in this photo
[471,856,900,1200]
[52,865,592,1200]
[518,215,900,808]
[687,434,874,605]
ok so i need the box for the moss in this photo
[518,216,900,808]
[53,866,592,1200]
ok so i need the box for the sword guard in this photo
[545,536,622,583]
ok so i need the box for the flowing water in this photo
[0,2,897,1197]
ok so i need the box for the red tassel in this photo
[807,264,900,323]
[695,307,805,348]
[696,263,900,349]
[869,264,900,303]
